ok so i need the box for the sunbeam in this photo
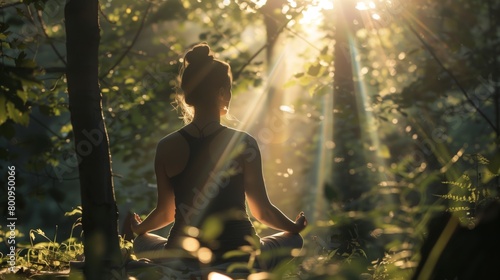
[309,90,334,222]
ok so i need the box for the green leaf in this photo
[16,89,28,103]
[6,101,29,126]
[124,78,135,84]
[65,207,82,217]
[294,72,304,78]
[377,144,391,159]
[307,63,321,77]
[200,216,223,242]
[226,262,250,273]
[222,249,249,259]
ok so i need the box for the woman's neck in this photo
[191,106,221,129]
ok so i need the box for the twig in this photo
[35,8,67,65]
[99,3,152,79]
[99,2,116,25]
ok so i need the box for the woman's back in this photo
[158,126,256,262]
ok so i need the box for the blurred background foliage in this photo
[1,0,499,278]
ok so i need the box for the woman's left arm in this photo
[131,143,176,235]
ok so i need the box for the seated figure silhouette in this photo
[130,43,306,274]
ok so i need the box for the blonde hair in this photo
[173,91,194,124]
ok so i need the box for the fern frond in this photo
[476,154,490,165]
[446,206,470,212]
[442,180,473,190]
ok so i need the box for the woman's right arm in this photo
[131,141,176,235]
[243,135,307,233]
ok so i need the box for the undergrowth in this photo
[1,155,498,279]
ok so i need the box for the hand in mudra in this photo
[131,213,143,235]
[294,212,307,233]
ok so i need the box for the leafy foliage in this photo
[0,208,83,274]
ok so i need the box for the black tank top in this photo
[165,126,256,263]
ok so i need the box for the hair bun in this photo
[185,44,214,66]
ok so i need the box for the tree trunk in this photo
[65,0,123,278]
[331,0,365,204]
[490,1,500,191]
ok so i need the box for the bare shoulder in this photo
[155,130,189,173]
[221,127,257,144]
[157,130,186,152]
[219,127,260,162]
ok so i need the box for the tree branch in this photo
[0,1,23,9]
[30,114,65,140]
[202,11,245,57]
[99,3,152,80]
[233,6,304,81]
[233,44,267,81]
[404,18,498,135]
[44,66,66,73]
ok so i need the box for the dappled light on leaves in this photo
[181,237,200,252]
[186,226,200,237]
[248,272,272,280]
[198,247,213,264]
[208,271,232,280]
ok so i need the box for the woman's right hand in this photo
[131,213,143,235]
[294,212,307,233]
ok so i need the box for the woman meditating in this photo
[131,43,307,271]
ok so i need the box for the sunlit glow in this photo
[356,1,376,10]
[279,105,295,113]
[248,272,272,280]
[208,272,232,280]
[291,248,303,257]
[298,0,334,26]
[249,0,267,9]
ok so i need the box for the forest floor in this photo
[0,260,269,280]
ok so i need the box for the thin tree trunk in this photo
[65,0,122,278]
